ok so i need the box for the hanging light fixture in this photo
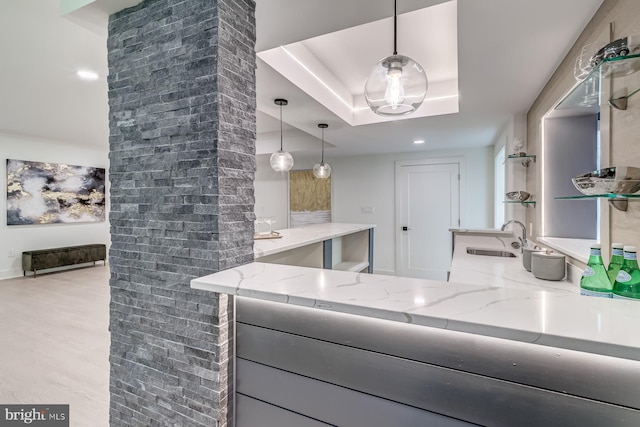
[313,123,331,179]
[364,0,427,116]
[270,98,294,172]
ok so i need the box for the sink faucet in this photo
[501,220,527,251]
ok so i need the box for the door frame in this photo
[394,157,465,277]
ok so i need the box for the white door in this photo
[396,161,460,280]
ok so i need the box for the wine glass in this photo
[265,217,277,235]
[255,217,265,235]
[574,41,606,81]
[512,137,524,155]
[576,77,599,107]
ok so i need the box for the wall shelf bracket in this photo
[609,86,640,110]
[608,198,628,211]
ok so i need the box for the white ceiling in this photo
[257,1,459,131]
[0,0,604,159]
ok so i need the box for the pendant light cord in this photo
[393,0,397,55]
[321,127,325,163]
[279,104,283,151]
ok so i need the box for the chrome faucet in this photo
[501,220,527,251]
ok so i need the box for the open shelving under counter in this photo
[332,261,370,272]
[254,223,375,273]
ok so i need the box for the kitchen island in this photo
[254,222,375,273]
[192,262,640,426]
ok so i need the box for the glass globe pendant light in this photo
[364,0,427,116]
[313,123,331,179]
[270,98,294,172]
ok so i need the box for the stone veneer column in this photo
[106,0,255,425]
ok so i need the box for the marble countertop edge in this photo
[254,223,376,258]
[191,262,640,362]
[450,228,515,237]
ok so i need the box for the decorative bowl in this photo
[572,166,640,195]
[505,191,531,201]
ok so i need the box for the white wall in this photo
[493,114,528,229]
[493,146,506,228]
[255,147,494,275]
[254,152,320,231]
[0,132,109,279]
[254,154,289,231]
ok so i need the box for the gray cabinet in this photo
[234,297,640,427]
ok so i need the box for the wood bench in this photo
[22,244,107,278]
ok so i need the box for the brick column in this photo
[106,0,255,425]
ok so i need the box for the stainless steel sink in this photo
[466,247,517,257]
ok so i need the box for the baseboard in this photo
[0,268,25,280]
[0,261,109,281]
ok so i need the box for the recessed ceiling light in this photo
[76,69,99,81]
[413,139,425,144]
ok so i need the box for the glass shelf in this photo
[555,193,640,212]
[555,54,640,111]
[507,154,536,160]
[505,154,536,167]
[503,201,536,207]
[555,194,640,199]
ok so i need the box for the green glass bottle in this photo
[580,244,612,298]
[607,243,624,285]
[612,246,640,300]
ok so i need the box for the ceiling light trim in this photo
[256,2,459,127]
[352,94,459,111]
[259,46,354,124]
[280,45,354,111]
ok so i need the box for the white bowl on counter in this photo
[523,247,545,272]
[531,252,566,281]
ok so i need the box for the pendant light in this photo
[313,124,331,179]
[364,0,427,116]
[270,98,294,172]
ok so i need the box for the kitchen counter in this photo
[449,234,579,294]
[254,223,375,258]
[449,228,514,237]
[192,261,640,361]
[254,222,375,273]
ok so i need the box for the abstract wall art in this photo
[289,170,331,228]
[6,159,106,225]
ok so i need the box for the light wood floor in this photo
[0,266,110,426]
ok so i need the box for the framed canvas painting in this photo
[6,159,106,225]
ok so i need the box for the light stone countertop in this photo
[254,223,375,258]
[448,234,579,294]
[538,237,595,264]
[449,228,514,237]
[191,261,640,361]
